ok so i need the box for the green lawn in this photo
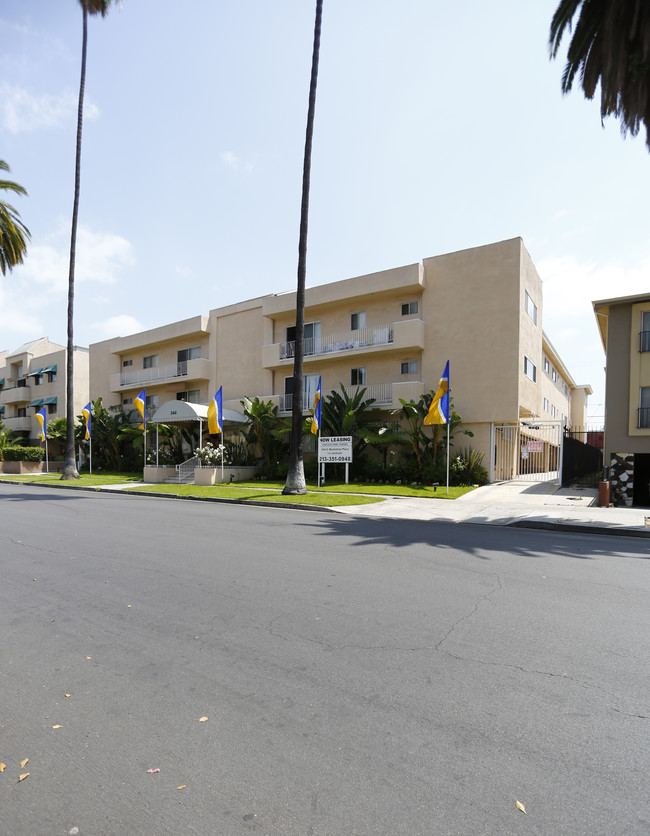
[0,472,143,486]
[129,483,384,507]
[234,480,476,500]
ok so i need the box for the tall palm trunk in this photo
[283,0,323,495]
[62,7,88,479]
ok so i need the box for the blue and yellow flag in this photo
[35,406,47,442]
[134,389,146,430]
[424,361,449,425]
[207,386,223,434]
[82,402,92,440]
[310,376,322,435]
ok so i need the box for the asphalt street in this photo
[1,483,649,835]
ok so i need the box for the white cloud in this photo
[220,150,256,173]
[0,82,99,134]
[20,224,134,293]
[92,314,143,338]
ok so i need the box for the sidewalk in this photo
[332,480,650,538]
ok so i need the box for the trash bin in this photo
[598,481,610,507]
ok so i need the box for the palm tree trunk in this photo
[62,7,88,479]
[283,0,323,495]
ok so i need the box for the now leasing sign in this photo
[319,436,353,463]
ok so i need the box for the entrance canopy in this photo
[150,400,246,426]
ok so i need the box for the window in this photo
[143,355,158,369]
[47,402,57,415]
[639,387,650,428]
[17,378,27,388]
[145,394,158,410]
[122,398,133,405]
[34,374,43,386]
[401,301,418,316]
[286,321,321,356]
[552,369,557,382]
[177,347,201,364]
[350,367,366,386]
[122,359,133,367]
[350,312,366,331]
[525,291,537,325]
[551,405,556,417]
[47,371,56,383]
[17,407,26,418]
[401,361,418,375]
[544,358,550,374]
[523,356,537,382]
[543,398,549,412]
[177,389,200,403]
[641,312,650,352]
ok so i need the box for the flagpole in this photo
[446,420,450,495]
[45,437,49,474]
[89,434,92,475]
[317,424,321,488]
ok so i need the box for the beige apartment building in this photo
[0,337,89,444]
[593,292,650,506]
[90,238,589,481]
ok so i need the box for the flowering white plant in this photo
[194,442,228,466]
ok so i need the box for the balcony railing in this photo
[640,330,650,352]
[0,384,32,405]
[279,325,393,360]
[280,383,393,412]
[638,407,650,429]
[3,416,32,431]
[109,357,211,391]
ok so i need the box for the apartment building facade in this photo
[593,292,650,506]
[0,337,89,444]
[90,238,589,480]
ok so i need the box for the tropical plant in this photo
[0,160,30,275]
[241,397,290,468]
[0,422,15,461]
[284,0,324,496]
[391,392,472,477]
[78,396,131,471]
[549,0,650,149]
[62,0,114,481]
[320,384,379,455]
[449,448,488,486]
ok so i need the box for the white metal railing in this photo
[280,383,392,412]
[175,455,200,483]
[110,357,209,390]
[279,324,393,360]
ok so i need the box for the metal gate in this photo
[490,422,563,483]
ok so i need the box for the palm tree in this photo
[62,0,113,481]
[549,0,650,149]
[283,0,324,495]
[0,160,30,275]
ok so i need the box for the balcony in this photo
[262,319,425,369]
[0,383,32,405]
[109,357,212,392]
[3,416,32,432]
[280,383,393,413]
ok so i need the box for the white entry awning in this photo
[150,400,246,425]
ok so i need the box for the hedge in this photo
[3,445,46,462]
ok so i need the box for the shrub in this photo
[449,448,488,486]
[3,445,45,462]
[194,442,228,466]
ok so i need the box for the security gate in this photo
[490,422,563,483]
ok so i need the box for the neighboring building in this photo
[0,338,89,444]
[90,238,589,481]
[593,292,650,507]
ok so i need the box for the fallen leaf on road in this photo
[20,759,29,768]
[127,604,132,608]
[199,716,208,722]
[146,768,160,774]
[0,763,6,772]
[86,656,92,660]
[65,694,71,698]
[52,725,63,730]
[18,773,30,782]
[515,800,526,814]
[177,785,185,790]
[33,578,37,581]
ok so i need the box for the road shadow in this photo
[296,513,650,561]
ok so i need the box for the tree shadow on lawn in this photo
[297,514,650,562]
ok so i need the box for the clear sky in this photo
[2,0,649,425]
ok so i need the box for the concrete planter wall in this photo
[143,466,178,484]
[194,466,257,486]
[0,461,64,474]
